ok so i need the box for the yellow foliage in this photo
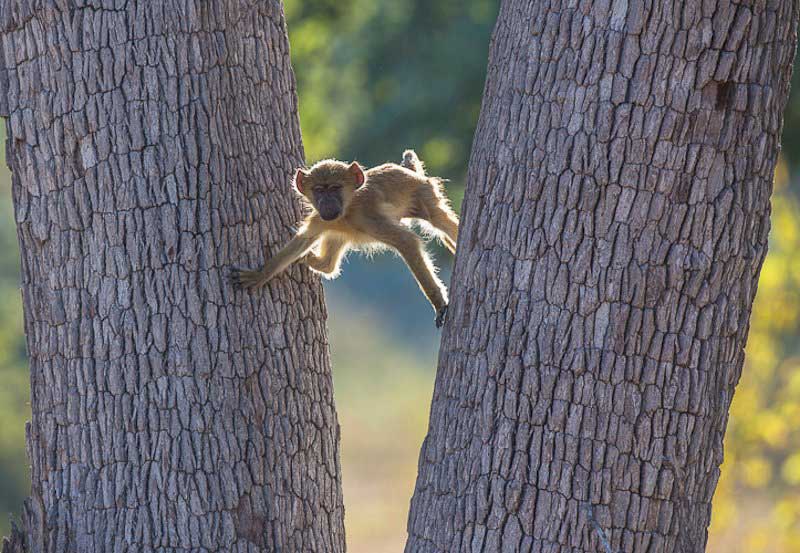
[712,157,800,551]
[743,331,777,376]
[741,456,772,488]
[757,412,790,448]
[746,528,772,552]
[781,453,800,486]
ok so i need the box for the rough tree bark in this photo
[0,2,344,552]
[407,1,798,552]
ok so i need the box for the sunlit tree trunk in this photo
[0,2,344,552]
[407,1,798,552]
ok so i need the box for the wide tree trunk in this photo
[0,2,344,552]
[407,2,798,552]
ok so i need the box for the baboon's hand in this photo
[435,304,449,328]
[230,267,265,290]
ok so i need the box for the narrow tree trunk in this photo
[0,2,344,552]
[407,2,798,552]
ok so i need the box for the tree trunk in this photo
[407,1,798,552]
[0,2,344,552]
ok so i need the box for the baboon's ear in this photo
[294,168,309,193]
[348,162,365,187]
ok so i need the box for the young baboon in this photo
[231,150,459,327]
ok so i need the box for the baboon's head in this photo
[295,159,365,221]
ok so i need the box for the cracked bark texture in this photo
[0,1,345,552]
[407,1,798,552]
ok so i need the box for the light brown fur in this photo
[231,150,459,326]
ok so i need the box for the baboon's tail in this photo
[401,149,426,175]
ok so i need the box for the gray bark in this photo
[407,1,798,552]
[0,2,344,552]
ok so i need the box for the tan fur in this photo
[231,150,459,325]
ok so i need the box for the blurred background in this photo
[1,1,800,551]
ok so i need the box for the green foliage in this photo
[286,0,499,203]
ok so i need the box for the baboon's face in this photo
[295,161,365,221]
